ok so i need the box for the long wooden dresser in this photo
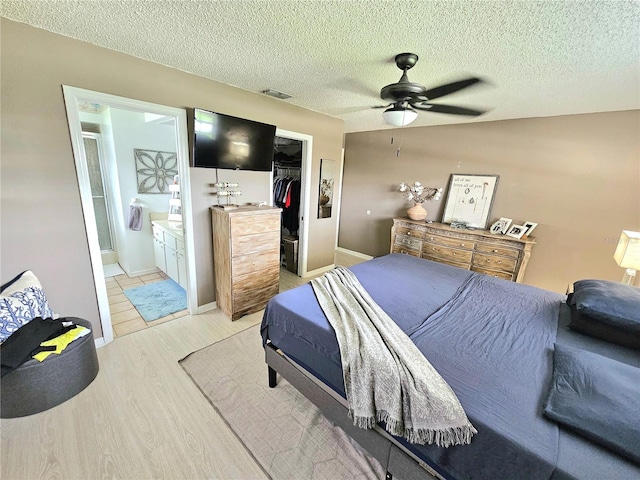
[391,218,535,283]
[212,205,282,320]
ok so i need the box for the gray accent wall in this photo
[339,111,640,293]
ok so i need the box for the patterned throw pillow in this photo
[0,271,54,343]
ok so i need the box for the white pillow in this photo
[0,271,54,342]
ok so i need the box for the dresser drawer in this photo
[422,244,473,264]
[475,243,520,259]
[232,282,280,319]
[394,226,425,239]
[232,264,279,290]
[424,233,474,251]
[232,230,281,257]
[232,266,280,319]
[394,234,422,251]
[232,248,280,277]
[473,253,517,272]
[422,254,471,270]
[471,266,514,281]
[392,245,421,257]
[230,214,279,237]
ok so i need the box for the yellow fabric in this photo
[33,326,89,362]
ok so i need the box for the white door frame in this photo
[62,86,196,346]
[274,128,312,277]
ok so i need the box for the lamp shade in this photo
[382,107,418,127]
[614,230,640,270]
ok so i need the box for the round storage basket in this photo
[1,317,99,418]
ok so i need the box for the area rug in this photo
[179,325,385,480]
[123,279,186,321]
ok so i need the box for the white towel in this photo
[128,205,143,231]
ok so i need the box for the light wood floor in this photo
[0,250,367,480]
[106,270,189,338]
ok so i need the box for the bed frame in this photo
[265,342,445,480]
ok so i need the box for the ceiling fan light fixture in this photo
[382,106,418,127]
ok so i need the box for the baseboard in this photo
[302,264,335,278]
[123,267,160,277]
[196,301,217,314]
[336,247,373,260]
[94,337,107,348]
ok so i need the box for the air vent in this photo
[261,88,292,100]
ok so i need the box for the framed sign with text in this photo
[442,174,499,229]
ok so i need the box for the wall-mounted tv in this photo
[192,108,276,171]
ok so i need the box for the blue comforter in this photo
[261,254,640,479]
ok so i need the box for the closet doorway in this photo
[273,129,312,277]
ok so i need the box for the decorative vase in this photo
[407,202,427,221]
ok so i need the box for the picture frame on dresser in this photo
[442,174,499,229]
[506,224,527,239]
[523,221,538,236]
[490,217,512,235]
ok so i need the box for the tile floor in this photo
[106,270,188,338]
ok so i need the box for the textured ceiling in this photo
[2,0,639,132]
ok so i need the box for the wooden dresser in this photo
[391,218,535,283]
[212,206,282,320]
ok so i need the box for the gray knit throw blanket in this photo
[310,266,477,447]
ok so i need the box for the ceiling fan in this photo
[375,53,489,127]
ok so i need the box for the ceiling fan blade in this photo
[423,77,483,101]
[410,102,487,116]
[372,104,392,109]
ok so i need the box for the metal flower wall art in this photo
[134,149,178,194]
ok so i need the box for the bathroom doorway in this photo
[63,86,196,345]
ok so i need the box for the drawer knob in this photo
[493,249,498,253]
[453,252,457,255]
[460,243,465,247]
[486,259,491,262]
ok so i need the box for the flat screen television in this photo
[192,108,276,171]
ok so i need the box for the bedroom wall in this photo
[339,111,640,293]
[0,19,344,339]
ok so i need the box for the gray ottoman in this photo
[1,317,99,418]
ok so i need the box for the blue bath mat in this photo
[123,279,187,322]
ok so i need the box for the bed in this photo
[261,254,640,480]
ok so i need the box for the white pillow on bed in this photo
[0,270,54,343]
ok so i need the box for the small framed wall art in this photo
[442,174,499,229]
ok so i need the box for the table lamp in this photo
[613,230,640,285]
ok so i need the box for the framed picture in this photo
[506,224,527,239]
[523,221,538,236]
[490,217,512,235]
[442,174,499,229]
[500,217,512,234]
